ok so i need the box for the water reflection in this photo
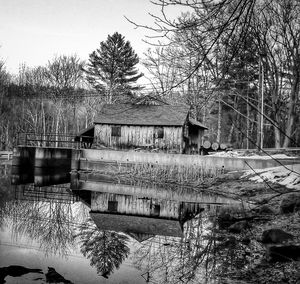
[133,212,252,283]
[70,171,250,283]
[3,197,78,257]
[1,163,250,283]
[76,218,130,278]
[15,184,76,203]
[11,166,70,186]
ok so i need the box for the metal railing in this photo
[14,184,79,203]
[16,132,94,149]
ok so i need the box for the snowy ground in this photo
[209,151,298,160]
[241,164,300,190]
[210,150,300,190]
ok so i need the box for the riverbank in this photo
[205,168,300,284]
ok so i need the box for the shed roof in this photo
[94,104,190,126]
[189,118,208,129]
[90,212,183,238]
[76,124,94,136]
[75,124,94,141]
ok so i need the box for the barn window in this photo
[108,201,118,212]
[111,125,121,137]
[150,204,160,217]
[153,126,164,139]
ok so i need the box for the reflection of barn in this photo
[91,213,182,241]
[89,192,204,240]
[77,104,208,154]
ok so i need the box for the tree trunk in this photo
[283,112,295,148]
[246,90,250,149]
[274,126,281,148]
[216,98,222,143]
[42,100,46,140]
[273,112,282,148]
[55,108,61,147]
[5,121,9,150]
[283,78,299,148]
[256,57,263,150]
[227,123,234,144]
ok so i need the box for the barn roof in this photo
[90,212,183,238]
[94,104,190,126]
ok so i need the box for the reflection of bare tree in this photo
[134,211,254,283]
[76,218,130,278]
[1,198,88,257]
[0,168,14,227]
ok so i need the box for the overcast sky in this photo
[0,0,181,74]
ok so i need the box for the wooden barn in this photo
[77,103,208,154]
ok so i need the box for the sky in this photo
[0,0,181,75]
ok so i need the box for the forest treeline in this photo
[1,0,299,150]
[0,56,101,149]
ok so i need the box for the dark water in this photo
[0,163,248,284]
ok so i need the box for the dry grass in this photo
[131,163,222,183]
[93,162,224,189]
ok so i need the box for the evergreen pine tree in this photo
[76,218,130,278]
[85,32,143,103]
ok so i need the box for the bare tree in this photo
[252,0,300,147]
[44,55,85,137]
[132,0,300,148]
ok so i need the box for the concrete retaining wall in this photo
[77,149,298,171]
[14,147,298,174]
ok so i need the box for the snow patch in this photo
[242,164,300,190]
[209,151,241,157]
[209,151,298,160]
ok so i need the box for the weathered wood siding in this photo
[94,124,183,152]
[91,192,179,219]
